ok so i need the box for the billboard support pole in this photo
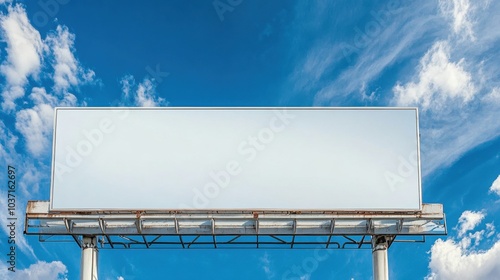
[372,235,390,280]
[81,236,98,280]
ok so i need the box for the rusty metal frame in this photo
[25,201,446,250]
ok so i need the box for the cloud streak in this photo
[120,75,168,107]
[439,0,475,40]
[260,252,275,279]
[0,4,43,112]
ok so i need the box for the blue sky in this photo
[0,0,499,279]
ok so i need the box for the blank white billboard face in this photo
[51,108,421,211]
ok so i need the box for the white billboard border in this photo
[49,107,423,213]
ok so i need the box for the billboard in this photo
[50,108,421,211]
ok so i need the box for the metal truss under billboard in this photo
[25,201,445,249]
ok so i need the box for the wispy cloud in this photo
[287,0,499,176]
[120,75,168,107]
[285,1,445,105]
[46,25,96,94]
[289,42,342,94]
[260,252,275,279]
[303,1,442,106]
[455,210,485,237]
[489,175,500,196]
[15,87,76,156]
[0,120,17,162]
[439,0,475,40]
[0,4,43,112]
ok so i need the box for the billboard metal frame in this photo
[25,201,446,279]
[26,201,445,246]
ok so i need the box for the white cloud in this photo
[0,7,94,155]
[15,87,77,156]
[120,75,167,107]
[18,162,45,195]
[11,23,92,157]
[117,277,125,280]
[46,25,95,93]
[0,261,68,280]
[439,0,475,40]
[427,239,500,280]
[15,89,57,155]
[489,175,500,196]
[427,210,500,280]
[393,41,475,110]
[455,210,485,237]
[135,78,162,107]
[391,32,500,176]
[0,4,44,112]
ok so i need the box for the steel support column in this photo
[372,236,389,280]
[81,236,98,280]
